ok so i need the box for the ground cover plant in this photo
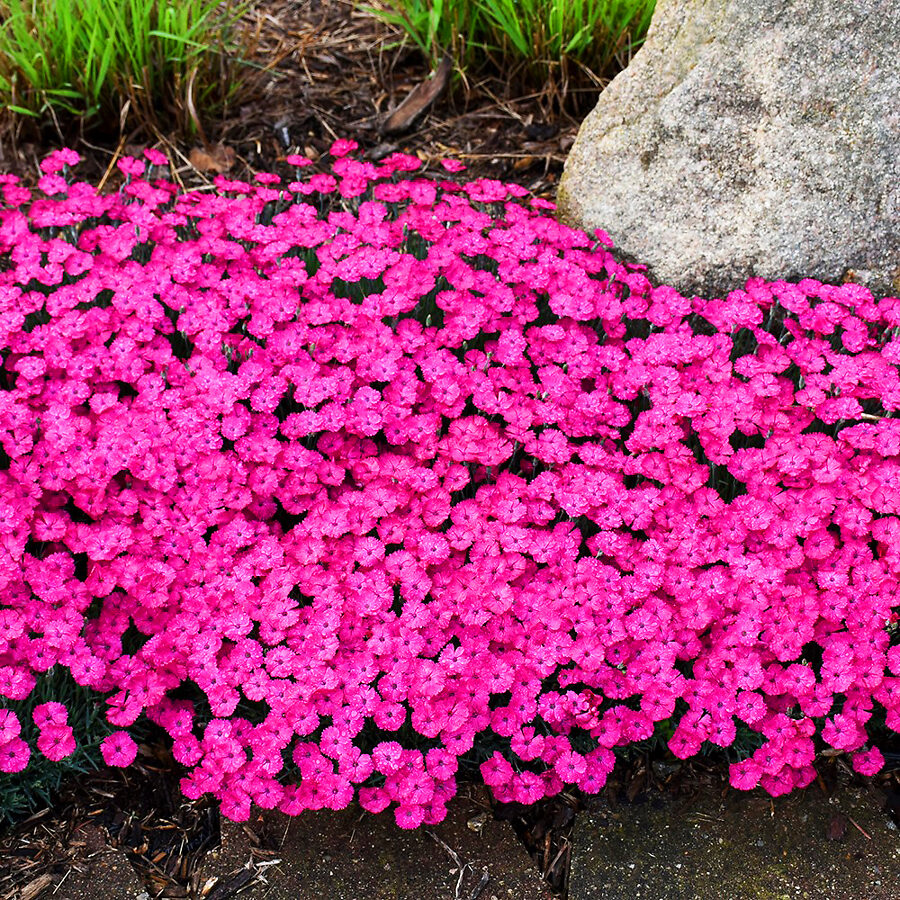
[1,145,900,830]
[0,0,252,138]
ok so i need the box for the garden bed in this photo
[2,3,900,900]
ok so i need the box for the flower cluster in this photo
[1,144,899,825]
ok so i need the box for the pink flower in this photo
[373,701,406,731]
[668,722,703,760]
[395,804,425,829]
[729,759,762,791]
[341,749,374,783]
[821,713,867,752]
[851,746,884,776]
[117,157,145,178]
[321,776,354,810]
[329,139,358,158]
[760,767,796,797]
[33,702,68,729]
[507,770,543,804]
[37,724,76,761]
[554,748,587,782]
[172,734,202,766]
[0,737,30,773]
[425,749,457,781]
[40,148,81,173]
[101,731,139,767]
[0,667,36,701]
[358,786,391,814]
[252,776,285,809]
[372,741,404,775]
[0,710,21,743]
[7,139,900,816]
[38,174,68,196]
[143,148,168,166]
[220,789,252,822]
[480,752,513,788]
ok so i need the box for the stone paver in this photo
[570,778,900,900]
[195,786,552,900]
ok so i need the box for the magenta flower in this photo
[851,746,884,776]
[329,139,359,158]
[33,702,68,729]
[39,148,80,173]
[358,786,391,814]
[116,157,145,179]
[0,738,30,773]
[36,724,76,762]
[37,174,68,196]
[143,148,168,166]
[729,759,762,791]
[0,709,21,743]
[3,140,899,821]
[100,731,139,767]
[394,804,425,830]
[480,752,513,788]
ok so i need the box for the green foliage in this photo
[361,0,656,98]
[0,0,254,137]
[0,668,148,829]
[363,0,479,66]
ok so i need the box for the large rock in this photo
[557,0,900,298]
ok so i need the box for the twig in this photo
[50,867,71,895]
[468,868,490,900]
[426,831,485,900]
[545,841,568,879]
[847,816,872,840]
[96,136,127,194]
[455,862,473,900]
[425,830,463,870]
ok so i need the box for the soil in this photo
[3,741,899,900]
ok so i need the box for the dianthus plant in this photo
[1,143,899,828]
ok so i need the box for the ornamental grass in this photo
[363,0,656,96]
[0,0,253,139]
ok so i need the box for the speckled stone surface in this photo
[195,786,552,900]
[570,777,900,900]
[558,0,900,299]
